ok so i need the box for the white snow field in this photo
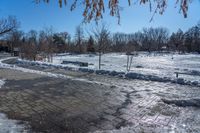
[16,52,200,86]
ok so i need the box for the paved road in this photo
[0,54,200,133]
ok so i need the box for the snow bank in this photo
[0,58,112,87]
[162,98,200,107]
[15,59,200,87]
[0,113,28,133]
[0,61,66,79]
[0,80,5,89]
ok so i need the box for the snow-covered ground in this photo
[14,52,200,86]
[53,53,200,82]
[53,53,200,78]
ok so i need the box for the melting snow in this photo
[0,80,5,89]
[0,113,27,133]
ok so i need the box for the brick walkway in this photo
[0,64,200,132]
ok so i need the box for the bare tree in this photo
[184,25,200,53]
[152,27,169,51]
[7,30,24,55]
[87,36,95,53]
[20,34,33,60]
[141,27,169,52]
[142,28,154,52]
[170,29,184,52]
[74,25,84,53]
[38,27,56,62]
[53,32,71,53]
[112,33,128,52]
[22,30,38,60]
[0,16,19,37]
[112,32,142,52]
[92,24,110,69]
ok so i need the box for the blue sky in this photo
[0,0,200,36]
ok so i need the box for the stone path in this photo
[0,57,200,132]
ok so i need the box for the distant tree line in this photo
[1,16,200,61]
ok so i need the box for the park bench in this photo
[175,72,200,78]
[61,60,88,67]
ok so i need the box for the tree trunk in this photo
[127,55,129,71]
[99,52,101,70]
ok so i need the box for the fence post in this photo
[176,72,179,78]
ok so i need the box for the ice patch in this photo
[0,113,28,133]
[0,79,5,88]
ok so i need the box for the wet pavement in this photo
[0,56,200,133]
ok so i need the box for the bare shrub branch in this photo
[35,0,191,23]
